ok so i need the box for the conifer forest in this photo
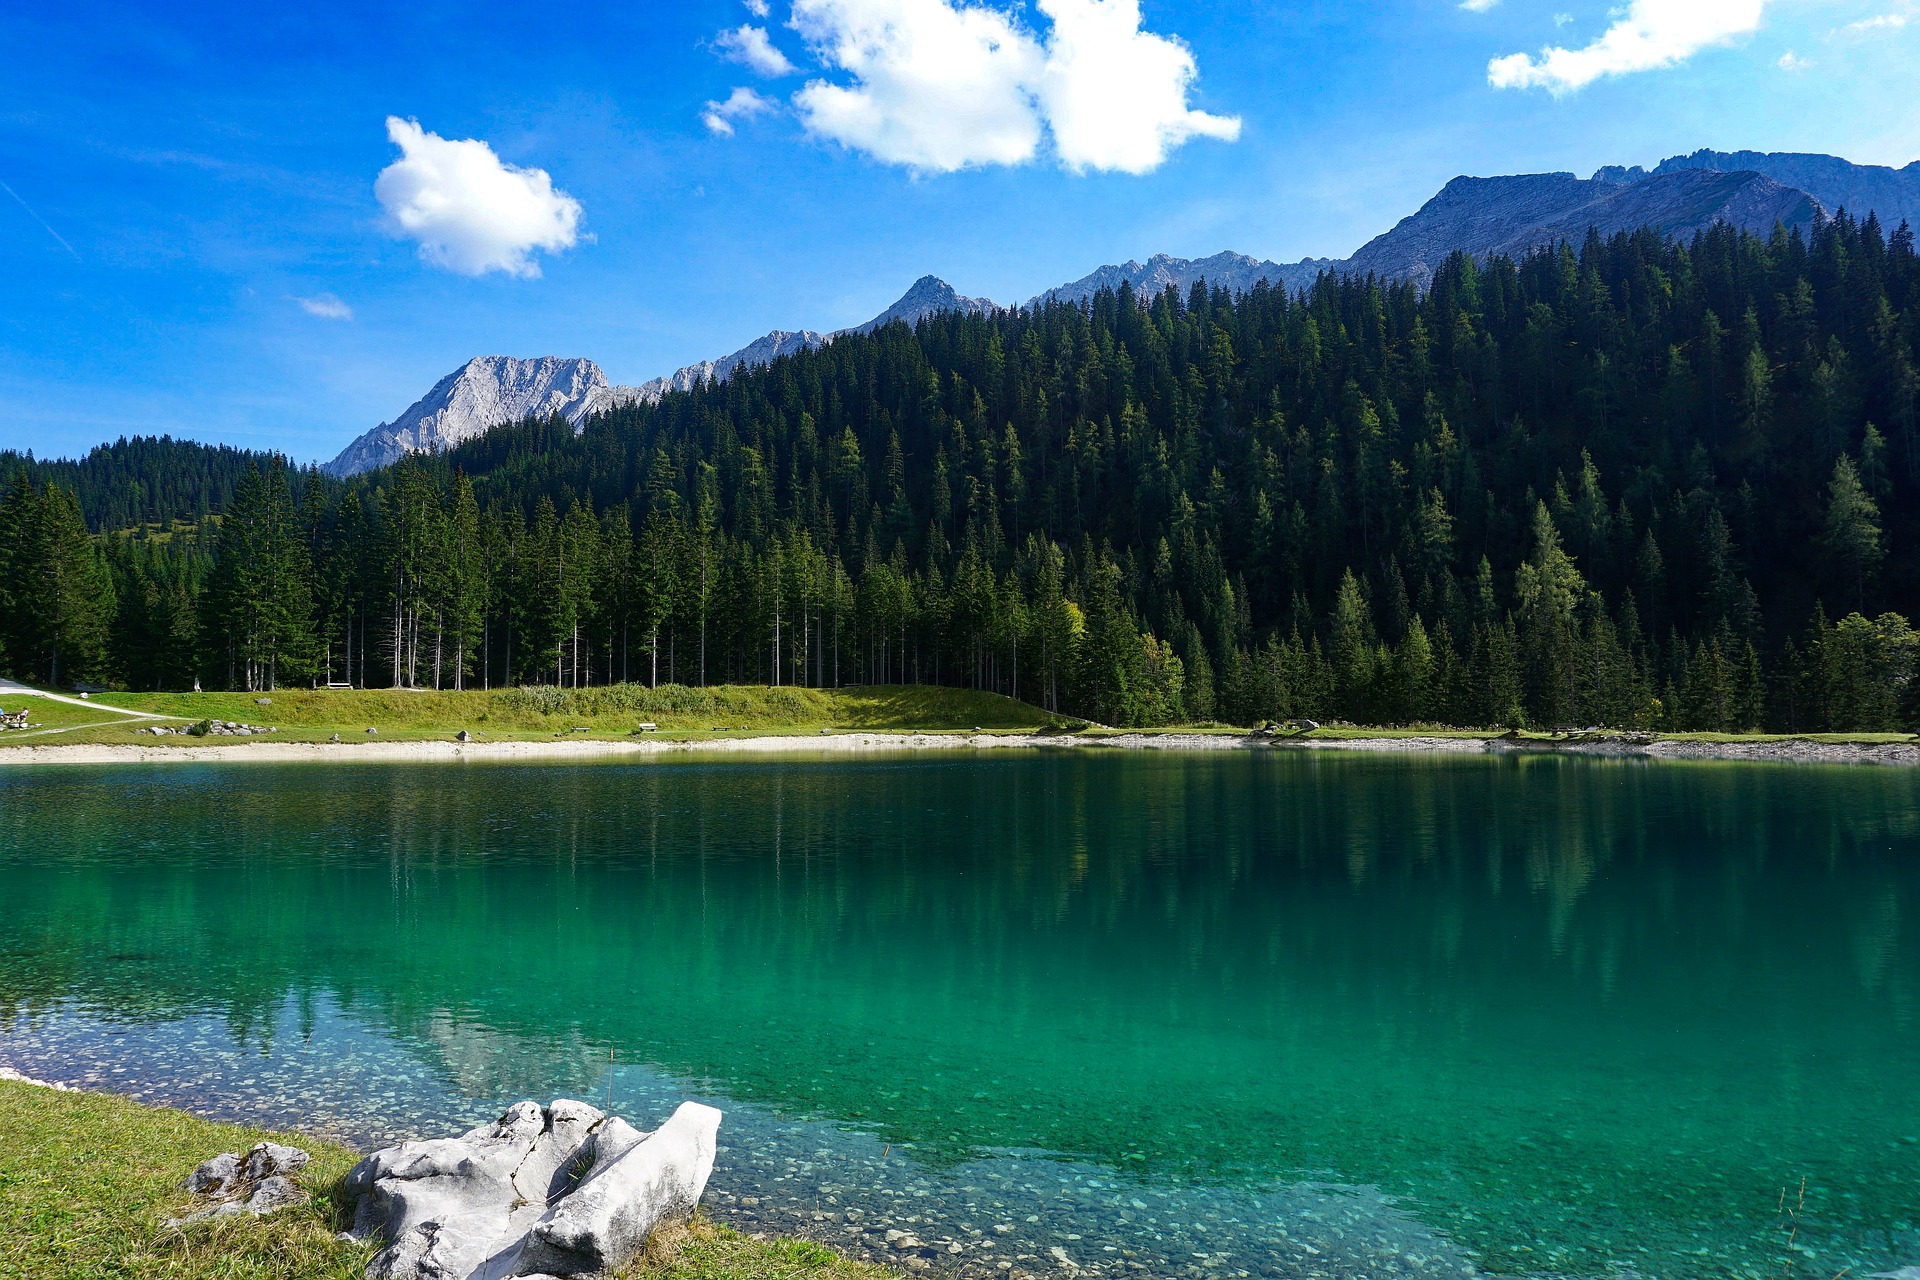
[5,215,1920,731]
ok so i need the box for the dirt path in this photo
[0,679,175,720]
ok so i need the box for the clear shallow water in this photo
[1,752,1916,1279]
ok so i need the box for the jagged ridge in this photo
[326,150,1911,477]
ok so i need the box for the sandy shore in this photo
[3,729,1916,766]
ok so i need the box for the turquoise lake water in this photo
[1,751,1916,1278]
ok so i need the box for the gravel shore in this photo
[3,729,1915,766]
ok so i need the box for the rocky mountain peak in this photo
[322,356,610,478]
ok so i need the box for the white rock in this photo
[516,1103,721,1276]
[347,1099,720,1280]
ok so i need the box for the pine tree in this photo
[204,462,315,691]
[1821,454,1884,614]
[7,480,115,686]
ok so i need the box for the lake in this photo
[1,751,1916,1278]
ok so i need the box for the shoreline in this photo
[3,728,1917,766]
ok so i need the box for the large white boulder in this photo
[345,1099,721,1280]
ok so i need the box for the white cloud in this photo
[787,0,1236,173]
[746,0,770,14]
[374,117,583,278]
[717,24,800,75]
[1777,49,1811,70]
[790,0,1044,171]
[1035,0,1239,174]
[1459,0,1499,12]
[294,293,353,320]
[1553,12,1574,26]
[1842,12,1908,30]
[703,86,777,135]
[1488,0,1767,94]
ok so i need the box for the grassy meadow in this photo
[0,683,1063,748]
[0,1078,888,1280]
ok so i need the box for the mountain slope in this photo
[850,275,996,333]
[323,357,610,478]
[1344,168,1820,289]
[322,153,1856,476]
[1599,149,1920,231]
[1033,251,1332,308]
[620,275,996,409]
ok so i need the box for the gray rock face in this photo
[346,1098,721,1280]
[1342,168,1819,290]
[848,275,995,335]
[1041,164,1829,308]
[1603,149,1920,232]
[1033,250,1331,309]
[324,357,615,477]
[607,276,994,412]
[618,330,825,409]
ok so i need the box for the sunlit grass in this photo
[0,1080,887,1280]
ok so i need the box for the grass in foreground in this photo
[0,1079,887,1280]
[17,683,1060,748]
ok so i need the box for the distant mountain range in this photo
[324,148,1920,477]
[323,277,995,476]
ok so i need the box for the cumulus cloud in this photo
[374,117,583,278]
[703,86,777,135]
[1488,0,1766,94]
[717,24,799,75]
[1777,50,1810,70]
[786,0,1237,173]
[790,0,1044,171]
[746,0,770,14]
[295,293,353,319]
[1036,0,1240,174]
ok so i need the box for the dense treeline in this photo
[6,212,1920,730]
[0,436,276,531]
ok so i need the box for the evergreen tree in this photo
[1821,455,1885,614]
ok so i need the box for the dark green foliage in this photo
[0,435,281,531]
[0,474,115,687]
[14,213,1920,729]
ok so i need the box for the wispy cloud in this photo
[294,293,353,320]
[745,0,771,14]
[1488,0,1766,94]
[374,118,583,278]
[0,178,81,261]
[1840,11,1908,31]
[1776,50,1811,70]
[1459,0,1499,12]
[717,24,800,75]
[703,86,776,136]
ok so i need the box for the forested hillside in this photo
[0,435,278,530]
[5,212,1918,731]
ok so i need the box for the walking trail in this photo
[0,678,182,739]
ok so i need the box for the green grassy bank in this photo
[0,1078,885,1280]
[5,683,1061,748]
[1,680,1914,755]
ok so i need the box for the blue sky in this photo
[3,0,1916,464]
